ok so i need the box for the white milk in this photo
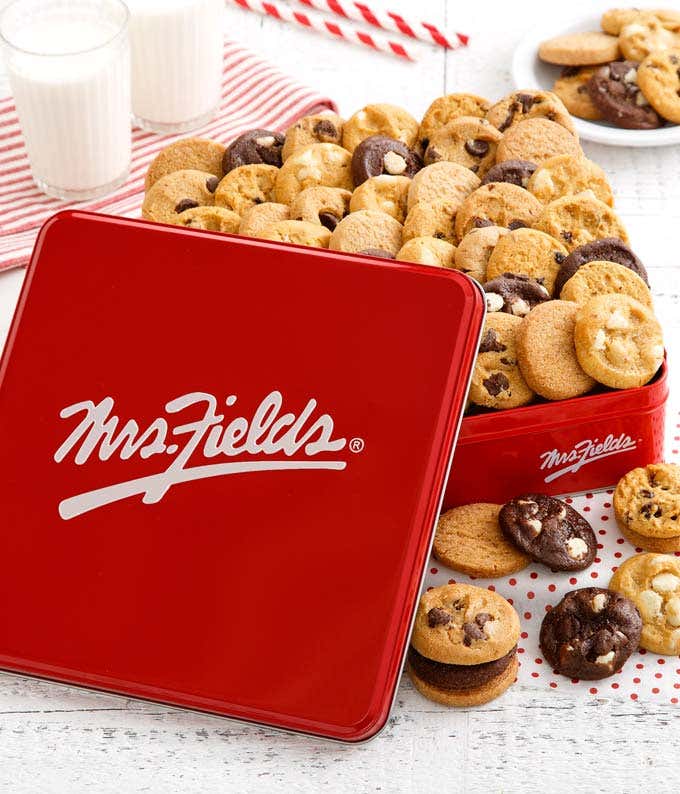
[2,3,131,199]
[127,0,224,132]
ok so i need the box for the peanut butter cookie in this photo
[454,183,543,240]
[535,192,629,251]
[496,118,582,166]
[619,17,680,62]
[637,48,680,123]
[395,236,456,268]
[172,205,240,233]
[539,31,620,65]
[402,201,457,244]
[552,67,603,121]
[453,225,509,282]
[406,161,480,213]
[259,219,331,248]
[560,261,653,307]
[329,209,403,256]
[145,138,225,190]
[238,202,290,238]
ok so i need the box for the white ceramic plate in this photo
[512,13,680,147]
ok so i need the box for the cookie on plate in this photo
[289,186,352,230]
[637,49,680,123]
[433,503,530,578]
[486,89,575,134]
[499,494,596,571]
[483,273,550,316]
[453,225,508,282]
[214,163,278,215]
[540,587,642,679]
[351,135,421,185]
[423,116,502,178]
[396,237,456,268]
[145,138,225,190]
[560,260,653,308]
[516,300,596,400]
[609,553,680,655]
[495,118,582,166]
[329,209,403,256]
[619,17,680,62]
[282,113,345,161]
[539,31,620,65]
[469,313,534,409]
[350,175,411,222]
[454,183,543,240]
[554,237,648,296]
[535,192,629,251]
[274,143,353,204]
[223,129,284,172]
[485,227,568,296]
[407,583,520,706]
[614,463,680,541]
[601,8,680,36]
[574,293,664,389]
[527,154,614,207]
[141,169,217,224]
[552,67,603,121]
[417,93,491,151]
[587,61,663,129]
[342,103,419,152]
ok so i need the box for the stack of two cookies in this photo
[406,584,520,706]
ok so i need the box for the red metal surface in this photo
[0,211,484,742]
[444,364,668,507]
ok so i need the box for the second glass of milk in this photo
[0,0,131,201]
[127,0,224,133]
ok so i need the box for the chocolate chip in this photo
[561,66,580,77]
[312,118,338,141]
[464,139,490,157]
[561,231,573,243]
[554,251,566,264]
[462,620,487,646]
[640,489,654,498]
[475,613,491,628]
[206,175,219,193]
[420,137,429,150]
[479,328,506,353]
[546,111,556,121]
[670,55,679,65]
[175,198,199,213]
[483,372,510,396]
[517,93,535,113]
[508,220,527,230]
[473,217,493,228]
[427,607,451,628]
[319,212,340,231]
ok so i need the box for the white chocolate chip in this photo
[297,166,323,182]
[625,23,646,35]
[566,537,588,560]
[537,283,550,297]
[593,328,607,351]
[383,151,407,175]
[532,170,554,193]
[606,309,629,330]
[255,135,276,147]
[526,518,543,537]
[510,298,531,317]
[635,92,650,107]
[639,588,663,619]
[298,148,316,165]
[623,67,638,85]
[595,650,615,666]
[651,344,665,362]
[592,593,607,613]
[485,292,504,312]
[651,572,680,593]
[557,505,567,520]
[665,597,680,627]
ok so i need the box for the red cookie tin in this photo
[0,211,485,743]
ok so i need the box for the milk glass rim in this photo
[0,0,130,58]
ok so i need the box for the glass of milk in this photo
[127,0,224,133]
[0,0,131,201]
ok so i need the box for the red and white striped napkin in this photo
[0,40,336,271]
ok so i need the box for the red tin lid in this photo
[0,212,484,742]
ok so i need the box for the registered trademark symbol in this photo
[349,437,365,453]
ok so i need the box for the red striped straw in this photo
[295,0,468,49]
[230,0,418,61]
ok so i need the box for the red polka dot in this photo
[583,506,591,512]
[570,577,577,585]
[508,578,517,586]
[548,584,556,592]
[603,502,611,508]
[571,678,580,684]
[545,604,552,612]
[655,673,663,679]
[597,543,604,549]
[527,591,535,600]
[633,677,641,684]
[674,683,680,690]
[636,663,644,669]
[530,572,538,580]
[635,547,643,553]
[430,567,438,574]
[639,650,647,656]
[672,698,678,704]
[487,584,496,591]
[448,578,456,585]
[601,515,609,522]
[531,672,539,678]
[590,572,598,579]
[586,493,593,499]
[611,566,618,573]
[518,647,525,654]
[631,693,638,701]
[589,687,598,695]
[653,688,660,694]
[617,538,625,545]
[549,682,557,688]
[521,631,528,639]
[594,557,601,564]
[611,682,619,690]
[598,529,606,536]
[535,658,543,665]
[658,658,666,665]
[614,552,622,559]
[566,497,573,504]
[507,598,514,605]
[524,611,532,619]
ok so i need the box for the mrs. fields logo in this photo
[540,433,638,483]
[54,391,360,520]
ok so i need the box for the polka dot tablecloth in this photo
[422,414,680,704]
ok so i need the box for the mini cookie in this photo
[351,135,421,186]
[609,553,680,655]
[289,186,352,230]
[553,67,603,121]
[214,164,278,215]
[402,202,456,245]
[453,225,508,282]
[574,294,664,389]
[141,169,217,224]
[411,583,520,666]
[406,648,518,708]
[145,138,225,190]
[423,116,502,178]
[342,103,419,153]
[540,588,642,679]
[516,300,596,400]
[535,192,630,251]
[555,237,648,295]
[454,183,543,240]
[259,220,331,248]
[614,463,680,540]
[528,155,614,208]
[496,118,582,166]
[485,227,568,296]
[172,205,240,233]
[481,159,537,188]
[560,261,653,308]
[469,313,534,409]
[396,237,456,268]
[601,8,680,35]
[350,175,411,223]
[239,202,290,238]
[281,113,344,161]
[274,143,353,205]
[588,61,662,129]
[223,129,284,173]
[619,17,680,62]
[417,93,491,151]
[486,89,575,134]
[483,273,550,316]
[500,494,597,571]
[433,503,530,578]
[329,209,403,256]
[637,49,680,123]
[539,31,620,65]
[358,248,395,259]
[618,522,680,554]
[406,161,480,213]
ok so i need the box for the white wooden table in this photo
[1,1,680,790]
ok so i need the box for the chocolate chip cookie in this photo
[540,588,642,679]
[223,129,284,173]
[145,138,226,190]
[554,237,648,295]
[453,225,508,282]
[342,103,419,152]
[486,227,568,296]
[614,463,680,541]
[351,135,421,185]
[289,186,351,230]
[527,154,614,208]
[141,169,217,224]
[417,93,491,152]
[406,161,480,214]
[172,205,241,233]
[609,553,680,655]
[281,113,344,161]
[483,273,550,316]
[259,219,331,248]
[486,89,575,134]
[481,159,537,188]
[536,192,630,252]
[496,118,582,166]
[423,116,502,178]
[402,201,456,245]
[396,237,456,268]
[637,49,680,124]
[350,175,411,222]
[552,67,603,121]
[454,183,543,240]
[500,494,597,571]
[588,61,662,130]
[213,163,278,215]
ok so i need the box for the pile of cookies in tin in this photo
[141,86,664,415]
[542,7,680,127]
[408,462,680,707]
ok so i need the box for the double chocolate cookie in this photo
[481,159,537,188]
[540,587,642,679]
[499,494,597,571]
[223,129,285,172]
[587,61,663,130]
[483,273,550,316]
[351,135,421,186]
